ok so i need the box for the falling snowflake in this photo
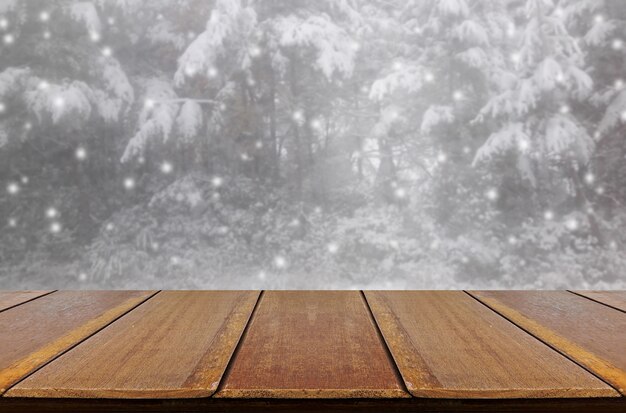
[211,176,223,188]
[39,11,50,22]
[518,139,530,151]
[160,161,173,174]
[53,96,65,108]
[566,218,578,231]
[394,187,407,199]
[544,210,555,221]
[50,222,62,233]
[612,38,623,50]
[485,188,498,201]
[292,110,304,123]
[6,182,20,195]
[273,255,287,269]
[327,242,339,254]
[310,119,322,130]
[75,147,87,161]
[46,207,58,219]
[123,177,135,190]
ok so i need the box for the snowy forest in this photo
[1,0,626,289]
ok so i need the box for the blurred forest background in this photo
[1,0,626,289]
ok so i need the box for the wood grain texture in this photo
[7,291,260,399]
[0,291,52,312]
[469,291,626,395]
[365,291,617,399]
[572,291,626,312]
[215,291,409,399]
[0,290,155,395]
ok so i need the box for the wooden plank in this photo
[7,291,260,399]
[572,291,626,313]
[0,291,52,312]
[215,291,408,399]
[365,291,617,399]
[469,291,626,395]
[0,290,155,395]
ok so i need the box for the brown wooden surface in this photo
[215,291,408,399]
[0,290,155,395]
[0,291,52,312]
[7,291,260,399]
[469,291,626,396]
[364,291,617,399]
[572,290,626,312]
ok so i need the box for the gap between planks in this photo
[0,291,57,315]
[463,291,624,397]
[567,290,626,314]
[214,290,266,394]
[359,291,410,395]
[359,291,410,396]
[0,290,162,397]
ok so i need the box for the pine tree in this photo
[473,0,595,220]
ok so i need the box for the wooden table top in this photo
[0,290,624,413]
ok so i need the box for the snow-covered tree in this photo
[473,0,596,214]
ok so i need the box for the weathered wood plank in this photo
[365,291,617,399]
[0,291,52,312]
[469,291,626,395]
[215,291,408,399]
[0,291,155,395]
[571,291,626,313]
[6,291,260,399]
